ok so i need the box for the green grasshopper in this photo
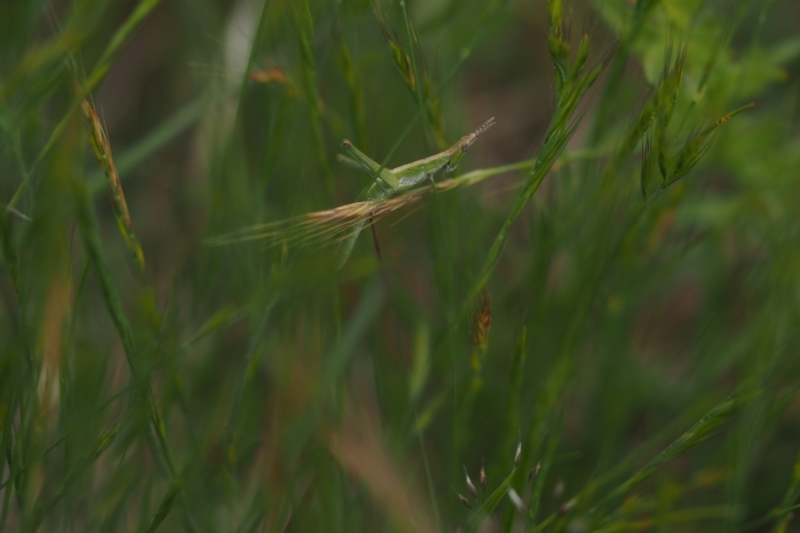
[334,117,495,268]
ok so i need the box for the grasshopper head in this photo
[447,149,467,172]
[446,117,495,172]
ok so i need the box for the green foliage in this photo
[1,0,800,531]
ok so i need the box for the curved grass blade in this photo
[144,482,183,533]
[593,387,759,513]
[12,0,162,208]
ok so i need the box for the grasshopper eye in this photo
[447,151,466,172]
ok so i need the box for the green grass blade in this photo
[595,387,760,512]
[294,0,333,198]
[467,468,518,532]
[144,482,182,533]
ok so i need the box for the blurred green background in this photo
[1,0,800,531]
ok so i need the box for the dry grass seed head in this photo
[463,464,477,497]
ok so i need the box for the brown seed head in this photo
[249,66,288,84]
[473,294,491,350]
[457,492,471,509]
[528,462,541,481]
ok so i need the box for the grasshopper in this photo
[334,117,495,268]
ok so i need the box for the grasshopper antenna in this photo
[475,117,496,137]
[461,117,496,153]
